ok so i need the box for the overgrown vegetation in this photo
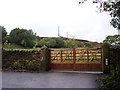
[97,74,120,90]
[94,1,120,89]
[97,48,120,89]
[97,39,120,89]
[3,43,25,49]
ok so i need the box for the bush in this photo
[38,37,65,48]
[12,60,24,70]
[97,75,120,90]
[25,60,41,71]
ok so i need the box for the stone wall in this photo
[2,46,50,72]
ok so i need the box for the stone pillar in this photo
[40,45,50,71]
[102,43,110,74]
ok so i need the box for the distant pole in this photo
[58,26,60,37]
[67,32,68,38]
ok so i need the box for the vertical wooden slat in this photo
[100,47,104,72]
[87,48,89,63]
[73,48,76,70]
[60,50,63,63]
[102,47,104,72]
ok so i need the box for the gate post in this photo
[102,44,110,74]
[40,45,50,71]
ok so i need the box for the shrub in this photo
[12,60,24,70]
[97,74,120,90]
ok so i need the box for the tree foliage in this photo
[110,1,120,30]
[103,35,120,48]
[0,26,8,43]
[38,37,99,48]
[101,1,120,30]
[9,28,36,48]
[79,0,120,31]
[38,37,65,48]
[64,38,77,48]
[39,37,56,48]
[54,38,65,48]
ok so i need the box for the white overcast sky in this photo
[0,0,118,42]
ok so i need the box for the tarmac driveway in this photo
[2,71,101,88]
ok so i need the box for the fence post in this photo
[73,48,76,70]
[60,50,63,63]
[102,44,110,74]
[41,45,50,71]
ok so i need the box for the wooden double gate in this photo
[50,48,103,72]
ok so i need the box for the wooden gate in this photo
[50,48,103,72]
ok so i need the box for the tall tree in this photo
[0,26,7,43]
[9,28,36,48]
